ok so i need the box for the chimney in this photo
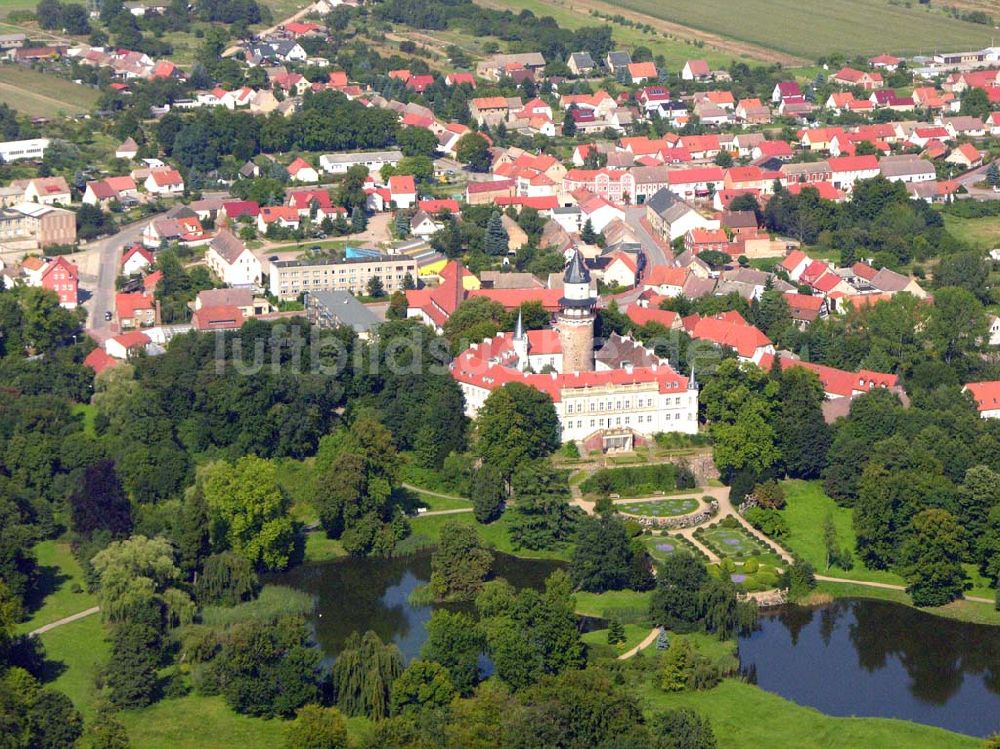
[154,298,161,326]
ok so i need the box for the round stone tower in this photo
[558,249,596,373]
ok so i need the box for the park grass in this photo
[582,622,652,658]
[779,479,904,586]
[410,487,474,512]
[119,695,289,749]
[694,522,782,566]
[19,538,97,635]
[596,0,995,59]
[304,530,348,562]
[471,0,740,70]
[941,213,1000,251]
[574,588,652,623]
[38,615,109,720]
[814,581,1000,627]
[0,65,100,117]
[72,402,97,437]
[636,678,980,749]
[408,511,573,561]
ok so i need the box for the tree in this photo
[350,206,367,233]
[430,521,494,601]
[422,609,484,695]
[987,161,1000,188]
[476,383,561,479]
[713,150,733,168]
[652,708,717,749]
[332,630,403,719]
[508,460,578,550]
[484,211,509,256]
[194,551,258,606]
[390,660,456,716]
[397,127,440,158]
[571,515,652,592]
[778,560,816,601]
[580,218,597,244]
[659,637,697,692]
[284,705,348,749]
[25,688,83,749]
[700,578,757,640]
[105,608,161,709]
[394,210,410,238]
[607,617,626,646]
[774,366,830,479]
[443,296,506,355]
[977,504,1000,583]
[69,460,132,540]
[562,106,578,136]
[455,133,492,172]
[471,463,506,523]
[203,456,295,570]
[217,616,323,718]
[84,706,131,749]
[366,275,385,298]
[650,554,708,631]
[924,286,988,363]
[960,87,990,120]
[91,535,192,626]
[313,414,404,556]
[898,509,967,607]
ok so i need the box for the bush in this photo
[743,507,789,541]
[742,559,759,574]
[560,441,580,458]
[752,480,785,509]
[580,464,677,497]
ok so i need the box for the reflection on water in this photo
[739,599,1000,737]
[268,552,564,662]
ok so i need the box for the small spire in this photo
[688,363,698,389]
[514,310,524,339]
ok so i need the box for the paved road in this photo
[83,219,148,331]
[29,606,100,637]
[624,206,673,268]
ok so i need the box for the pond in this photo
[268,552,565,662]
[738,598,1000,737]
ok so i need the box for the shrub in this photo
[752,480,786,509]
[743,507,789,541]
[742,559,759,574]
[580,464,678,497]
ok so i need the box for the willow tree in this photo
[332,630,403,720]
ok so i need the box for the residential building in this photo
[305,289,380,338]
[319,150,403,174]
[205,229,262,287]
[269,254,417,300]
[0,138,48,162]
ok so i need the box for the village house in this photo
[115,291,155,328]
[121,245,154,276]
[681,59,710,81]
[205,230,262,287]
[144,167,184,195]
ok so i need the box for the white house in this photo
[121,245,154,276]
[205,229,262,287]
[144,167,184,195]
[319,150,403,174]
[603,252,638,287]
[287,157,319,183]
[828,156,879,193]
[681,59,710,81]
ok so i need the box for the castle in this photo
[451,251,699,452]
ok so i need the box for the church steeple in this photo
[688,364,698,390]
[512,309,529,370]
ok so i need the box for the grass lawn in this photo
[574,588,653,623]
[72,402,97,437]
[616,497,699,517]
[303,530,347,562]
[637,678,980,749]
[941,213,1000,251]
[19,539,97,635]
[410,487,474,512]
[0,0,40,17]
[38,615,109,720]
[598,0,995,58]
[0,65,100,116]
[408,511,573,561]
[780,479,904,586]
[120,695,289,749]
[582,622,653,657]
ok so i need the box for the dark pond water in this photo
[268,552,565,662]
[738,598,1000,737]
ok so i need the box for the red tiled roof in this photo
[965,381,1000,412]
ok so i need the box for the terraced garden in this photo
[710,559,781,593]
[616,497,700,517]
[644,533,705,562]
[694,519,783,566]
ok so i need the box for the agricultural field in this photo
[472,0,746,70]
[0,65,100,117]
[563,0,996,60]
[941,213,1000,251]
[0,0,39,18]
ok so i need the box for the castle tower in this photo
[558,250,596,373]
[512,310,530,370]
